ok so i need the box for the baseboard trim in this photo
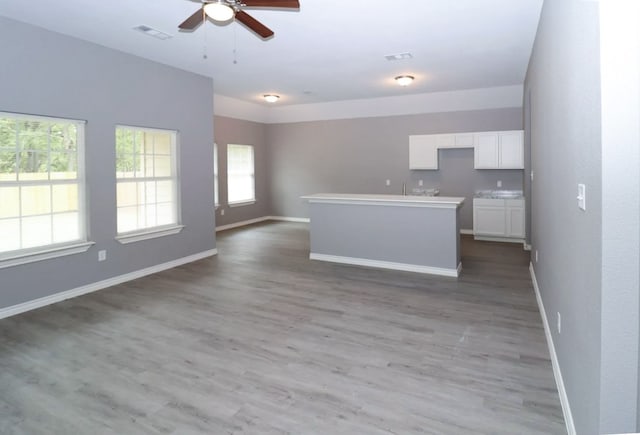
[268,216,310,223]
[0,249,218,321]
[310,252,460,277]
[474,235,525,244]
[216,217,270,232]
[215,216,310,232]
[529,262,576,435]
[460,229,474,235]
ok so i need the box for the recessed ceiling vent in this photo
[134,25,172,40]
[384,52,413,61]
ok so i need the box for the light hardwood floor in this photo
[0,222,565,434]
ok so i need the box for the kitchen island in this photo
[301,193,465,277]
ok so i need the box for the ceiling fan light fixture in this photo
[263,94,280,103]
[395,75,415,86]
[204,2,235,22]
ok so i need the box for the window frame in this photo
[226,144,256,207]
[0,111,92,269]
[114,125,183,244]
[213,142,219,209]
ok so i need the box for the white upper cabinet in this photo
[409,135,439,169]
[473,133,499,168]
[410,130,523,170]
[498,131,524,169]
[474,130,524,169]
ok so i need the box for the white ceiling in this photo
[0,0,543,107]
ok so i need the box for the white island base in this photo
[302,193,465,277]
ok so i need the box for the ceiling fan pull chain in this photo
[233,26,238,64]
[203,9,209,60]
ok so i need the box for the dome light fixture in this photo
[395,75,415,86]
[204,1,235,22]
[263,94,280,103]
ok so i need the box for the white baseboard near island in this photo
[310,253,462,277]
[530,263,576,435]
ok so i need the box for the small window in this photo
[213,143,219,207]
[115,126,181,241]
[0,111,89,263]
[227,144,255,205]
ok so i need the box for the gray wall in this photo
[267,108,523,230]
[213,116,270,227]
[526,0,640,433]
[0,18,215,309]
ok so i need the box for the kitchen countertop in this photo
[302,193,465,208]
[474,190,524,199]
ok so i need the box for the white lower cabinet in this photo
[473,198,525,241]
[506,200,525,238]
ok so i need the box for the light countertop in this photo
[302,193,465,208]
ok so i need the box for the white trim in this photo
[216,216,270,232]
[228,200,256,208]
[460,229,474,235]
[310,253,461,277]
[524,243,532,251]
[0,241,94,269]
[116,225,184,244]
[529,263,576,435]
[0,249,218,321]
[268,216,310,223]
[473,235,526,244]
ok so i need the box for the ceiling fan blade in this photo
[242,0,300,8]
[235,10,274,38]
[179,8,204,30]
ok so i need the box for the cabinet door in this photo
[474,133,499,168]
[506,202,525,238]
[499,131,524,169]
[473,205,506,236]
[409,135,439,169]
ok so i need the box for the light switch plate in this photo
[577,184,586,211]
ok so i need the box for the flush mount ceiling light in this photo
[395,75,415,86]
[263,94,280,103]
[203,1,235,22]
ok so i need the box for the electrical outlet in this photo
[98,250,106,262]
[418,180,423,186]
[385,179,391,186]
[221,209,225,216]
[557,312,561,334]
[535,250,539,262]
[497,180,502,188]
[577,183,586,211]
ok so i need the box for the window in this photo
[0,111,90,265]
[227,144,255,205]
[115,126,181,242]
[213,143,219,207]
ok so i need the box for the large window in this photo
[115,126,180,241]
[213,143,219,207]
[0,112,88,262]
[227,144,255,205]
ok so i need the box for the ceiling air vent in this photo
[384,52,413,61]
[133,25,172,40]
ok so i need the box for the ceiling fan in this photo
[179,0,300,39]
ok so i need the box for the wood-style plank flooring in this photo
[0,222,565,434]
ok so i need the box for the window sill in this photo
[116,225,185,245]
[228,200,256,208]
[0,241,95,270]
